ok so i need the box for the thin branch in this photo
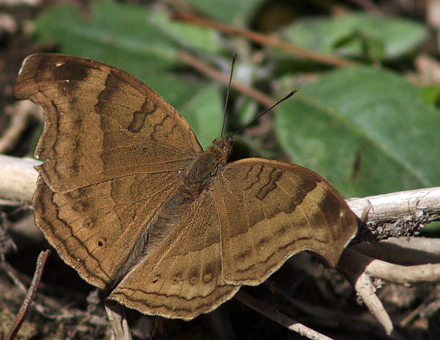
[346,186,440,223]
[352,237,440,265]
[171,12,359,68]
[0,154,40,203]
[0,101,41,154]
[178,51,276,107]
[235,290,335,340]
[354,272,394,336]
[347,186,440,242]
[264,280,384,332]
[400,290,440,327]
[5,250,50,340]
[338,246,440,336]
[346,0,382,14]
[344,248,440,286]
[337,249,394,336]
[105,301,133,340]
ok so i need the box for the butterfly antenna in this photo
[221,53,237,137]
[231,90,297,137]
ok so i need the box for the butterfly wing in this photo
[15,53,202,192]
[109,189,239,320]
[212,158,358,285]
[14,54,203,290]
[108,158,357,319]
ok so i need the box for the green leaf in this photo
[180,84,224,149]
[185,0,266,25]
[34,2,178,71]
[150,12,221,53]
[420,85,440,106]
[333,29,386,62]
[282,14,428,60]
[275,66,440,197]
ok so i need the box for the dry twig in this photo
[179,51,276,107]
[0,101,41,154]
[235,290,335,340]
[4,250,50,340]
[172,12,359,68]
[105,301,133,340]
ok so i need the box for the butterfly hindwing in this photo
[212,158,358,284]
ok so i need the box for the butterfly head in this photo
[210,135,234,159]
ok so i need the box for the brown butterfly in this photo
[14,53,358,320]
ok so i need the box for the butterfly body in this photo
[14,54,358,320]
[183,136,232,189]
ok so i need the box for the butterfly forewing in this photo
[14,53,202,193]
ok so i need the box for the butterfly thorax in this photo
[143,136,234,257]
[184,136,234,191]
